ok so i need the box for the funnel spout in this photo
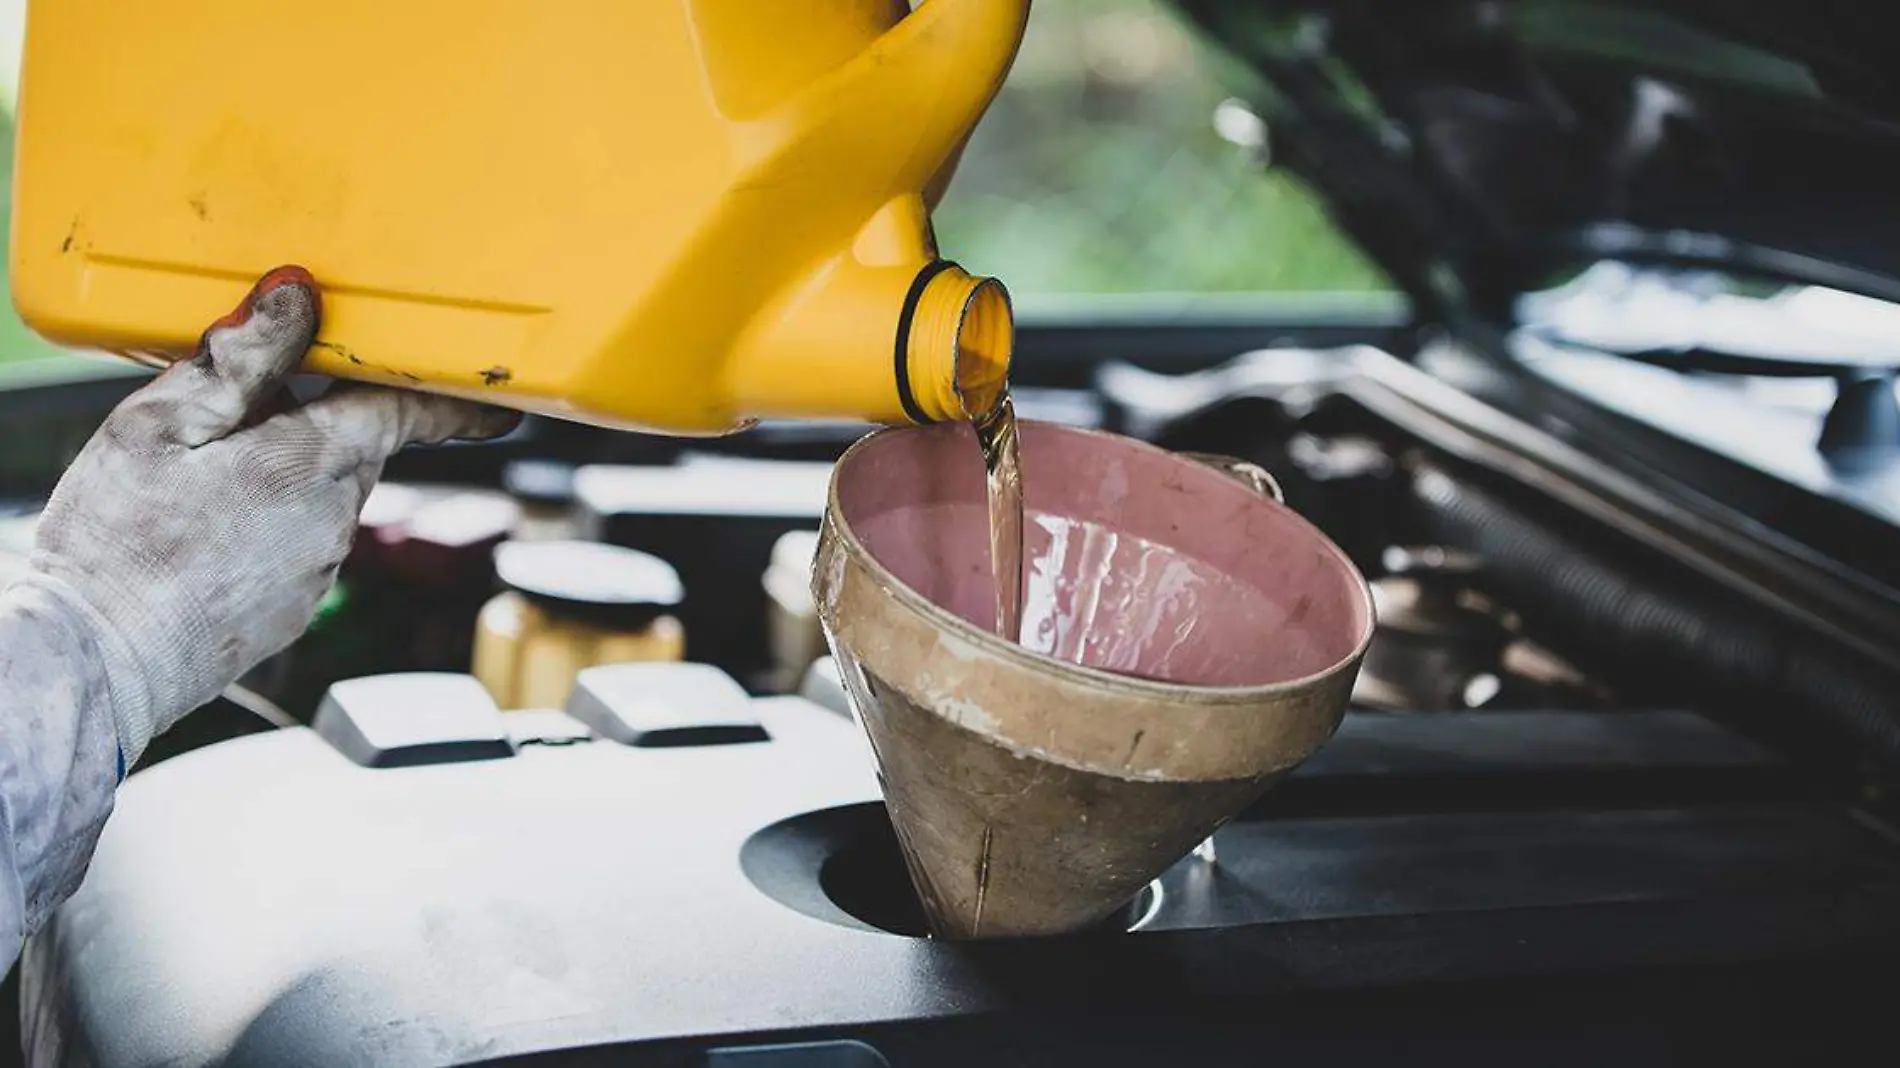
[730,256,1013,425]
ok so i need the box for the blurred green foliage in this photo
[0,0,1388,370]
[935,0,1389,295]
[0,109,74,370]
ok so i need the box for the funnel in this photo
[813,420,1374,939]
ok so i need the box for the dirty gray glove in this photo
[11,266,519,768]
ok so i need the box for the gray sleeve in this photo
[0,581,123,968]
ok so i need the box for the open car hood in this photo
[1166,0,1900,324]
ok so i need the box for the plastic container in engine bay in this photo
[472,540,686,710]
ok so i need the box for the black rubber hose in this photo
[1410,464,1900,774]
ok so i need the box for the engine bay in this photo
[12,320,1899,1065]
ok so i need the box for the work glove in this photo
[10,266,519,769]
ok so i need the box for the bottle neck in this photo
[900,261,1014,423]
[726,258,1012,426]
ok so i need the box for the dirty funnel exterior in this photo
[814,421,1375,939]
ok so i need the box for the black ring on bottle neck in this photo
[893,259,959,425]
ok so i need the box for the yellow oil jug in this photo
[9,0,1026,433]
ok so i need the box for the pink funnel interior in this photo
[836,421,1372,688]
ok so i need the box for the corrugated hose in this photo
[1410,463,1900,775]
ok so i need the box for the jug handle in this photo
[1179,452,1285,505]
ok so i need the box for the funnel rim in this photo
[826,419,1377,704]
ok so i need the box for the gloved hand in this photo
[11,266,519,768]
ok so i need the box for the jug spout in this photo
[729,253,1013,425]
[717,0,1025,427]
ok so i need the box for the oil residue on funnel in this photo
[815,419,1375,938]
[1016,513,1317,683]
[973,393,1025,643]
